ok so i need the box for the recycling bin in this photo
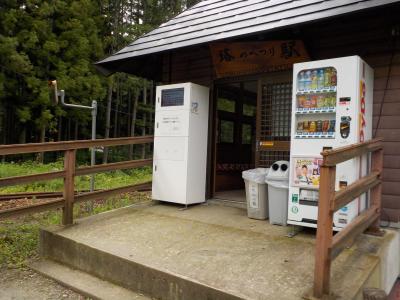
[242,168,269,220]
[265,161,289,225]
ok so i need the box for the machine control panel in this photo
[161,88,184,107]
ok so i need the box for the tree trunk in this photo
[128,92,139,160]
[113,79,120,138]
[19,127,26,144]
[57,117,62,141]
[141,81,147,159]
[149,81,154,135]
[67,118,71,140]
[103,78,113,163]
[74,121,79,140]
[36,125,46,163]
[127,89,132,135]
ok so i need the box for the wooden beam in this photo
[313,165,336,298]
[62,149,76,226]
[75,182,152,204]
[331,205,380,259]
[0,136,154,156]
[0,198,64,219]
[332,171,381,212]
[367,149,384,234]
[75,159,153,176]
[0,170,66,187]
[321,138,383,166]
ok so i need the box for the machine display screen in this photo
[161,88,184,107]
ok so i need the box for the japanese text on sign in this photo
[210,40,309,78]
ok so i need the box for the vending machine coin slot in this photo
[340,116,351,138]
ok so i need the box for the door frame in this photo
[208,71,293,198]
[209,74,261,198]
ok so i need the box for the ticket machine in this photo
[152,83,209,205]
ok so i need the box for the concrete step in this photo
[39,223,242,299]
[29,258,150,300]
[37,203,399,300]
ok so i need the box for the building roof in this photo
[96,0,400,75]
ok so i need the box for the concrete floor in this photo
[38,202,396,300]
[213,190,246,202]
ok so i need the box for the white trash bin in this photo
[242,168,269,220]
[265,161,289,225]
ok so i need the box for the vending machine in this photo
[152,83,209,205]
[287,56,374,229]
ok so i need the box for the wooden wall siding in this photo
[161,6,400,222]
[162,45,214,87]
[301,6,400,222]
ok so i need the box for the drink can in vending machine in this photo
[317,95,325,108]
[329,94,336,107]
[305,70,312,91]
[309,121,317,133]
[316,120,323,132]
[317,69,324,89]
[298,71,305,91]
[310,95,317,108]
[311,70,318,90]
[297,122,304,133]
[303,121,310,132]
[328,120,336,132]
[322,120,330,132]
[324,68,331,88]
[331,69,337,86]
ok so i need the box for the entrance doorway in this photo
[212,72,292,203]
[213,81,257,201]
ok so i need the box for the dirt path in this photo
[0,267,85,300]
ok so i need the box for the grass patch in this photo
[0,160,153,268]
[0,160,152,193]
[0,192,151,268]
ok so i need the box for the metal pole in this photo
[58,89,97,195]
[90,100,97,193]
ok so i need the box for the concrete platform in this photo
[37,202,399,300]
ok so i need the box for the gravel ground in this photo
[0,267,86,300]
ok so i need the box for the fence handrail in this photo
[313,138,383,298]
[0,136,154,155]
[0,136,154,225]
[320,138,383,166]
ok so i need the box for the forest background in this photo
[0,0,200,163]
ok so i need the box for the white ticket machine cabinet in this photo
[152,83,210,205]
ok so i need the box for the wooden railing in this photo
[313,138,384,298]
[0,136,154,225]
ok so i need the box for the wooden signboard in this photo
[210,40,310,78]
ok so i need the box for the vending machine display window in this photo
[294,67,337,139]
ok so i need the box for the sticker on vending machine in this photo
[292,157,323,188]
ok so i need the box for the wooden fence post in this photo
[368,148,383,234]
[62,149,76,225]
[314,165,336,298]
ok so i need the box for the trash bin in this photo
[242,168,269,220]
[265,161,289,225]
